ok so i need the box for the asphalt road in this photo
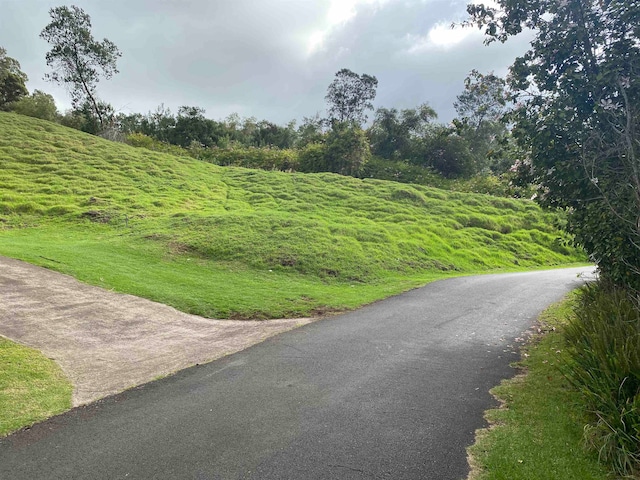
[0,267,592,480]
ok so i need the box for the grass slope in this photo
[0,112,585,319]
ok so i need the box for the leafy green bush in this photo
[359,156,444,186]
[323,123,371,176]
[124,132,189,157]
[10,90,59,121]
[298,142,327,173]
[563,283,640,477]
[207,145,299,171]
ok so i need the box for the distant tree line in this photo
[0,4,515,188]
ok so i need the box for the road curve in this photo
[0,267,592,480]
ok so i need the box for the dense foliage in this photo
[0,47,28,110]
[564,284,640,477]
[468,0,640,291]
[467,0,640,474]
[325,68,378,125]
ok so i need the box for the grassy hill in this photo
[0,112,585,319]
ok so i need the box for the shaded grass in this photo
[0,337,72,436]
[0,112,586,318]
[467,295,611,480]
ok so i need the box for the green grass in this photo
[467,295,611,480]
[0,112,587,437]
[0,337,72,436]
[0,112,585,319]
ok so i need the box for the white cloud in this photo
[306,0,392,55]
[405,23,481,53]
[0,0,532,124]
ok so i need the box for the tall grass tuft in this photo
[563,283,640,477]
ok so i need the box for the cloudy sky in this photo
[0,0,532,125]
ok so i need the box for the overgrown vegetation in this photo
[0,112,584,319]
[0,337,72,436]
[467,295,610,480]
[564,284,640,477]
[466,0,640,474]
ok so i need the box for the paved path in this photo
[0,256,310,405]
[0,265,593,479]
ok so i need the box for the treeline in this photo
[2,32,518,193]
[114,79,511,181]
[1,63,519,195]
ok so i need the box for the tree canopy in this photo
[0,47,28,110]
[325,68,378,125]
[467,0,640,291]
[40,5,121,129]
[11,90,59,121]
[454,70,509,173]
[368,104,437,160]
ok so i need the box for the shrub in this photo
[208,146,299,171]
[563,283,640,477]
[11,90,59,121]
[323,123,371,176]
[359,156,444,186]
[421,133,476,178]
[124,133,191,157]
[298,143,327,173]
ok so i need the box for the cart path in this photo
[0,255,311,405]
[0,265,593,479]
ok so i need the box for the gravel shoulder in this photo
[0,256,311,406]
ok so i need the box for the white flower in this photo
[600,98,620,111]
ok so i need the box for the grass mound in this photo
[0,112,585,318]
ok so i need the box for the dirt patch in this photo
[0,256,312,406]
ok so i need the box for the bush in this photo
[298,143,327,173]
[421,133,476,178]
[11,90,59,121]
[324,123,370,176]
[124,133,191,157]
[359,156,444,186]
[206,146,299,171]
[563,283,640,477]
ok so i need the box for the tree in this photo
[249,120,297,149]
[325,68,378,125]
[298,122,370,176]
[454,70,507,129]
[11,90,59,121]
[421,127,476,178]
[324,123,371,176]
[0,47,28,110]
[296,114,327,147]
[40,5,121,129]
[368,104,437,160]
[454,70,510,172]
[465,1,640,292]
[171,106,225,148]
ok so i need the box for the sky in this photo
[0,0,533,126]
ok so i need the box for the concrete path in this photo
[0,256,310,405]
[0,265,593,479]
